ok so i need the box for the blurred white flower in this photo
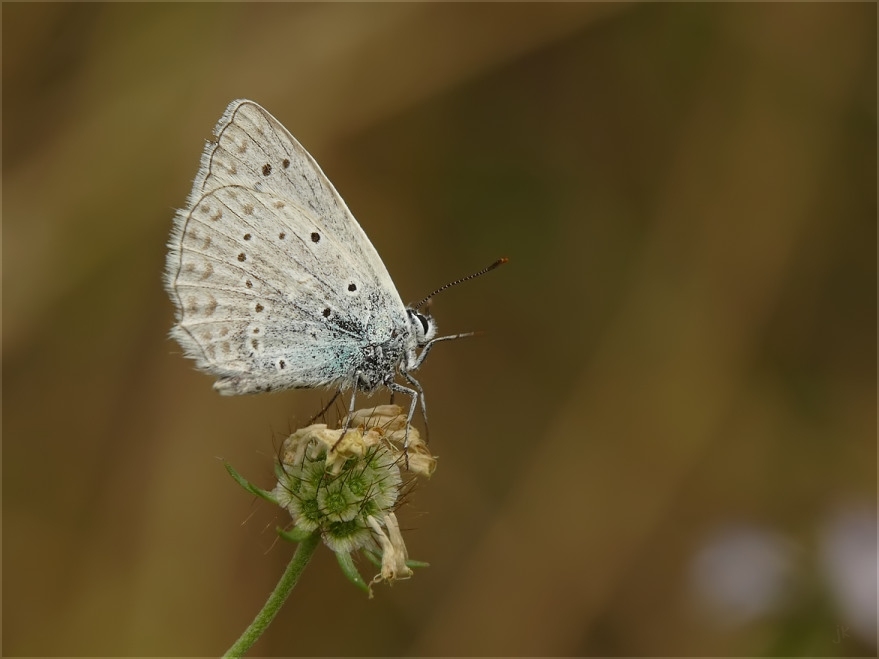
[689,523,797,626]
[818,503,877,647]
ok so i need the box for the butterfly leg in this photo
[330,382,359,452]
[307,389,342,425]
[388,380,419,450]
[400,370,429,443]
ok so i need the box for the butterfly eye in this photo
[407,309,437,344]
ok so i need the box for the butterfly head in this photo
[406,308,437,346]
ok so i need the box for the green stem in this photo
[223,532,321,658]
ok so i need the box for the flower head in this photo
[272,405,434,588]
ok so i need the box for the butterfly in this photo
[165,99,504,440]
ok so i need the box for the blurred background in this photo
[4,3,876,656]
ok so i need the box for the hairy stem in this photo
[223,532,321,658]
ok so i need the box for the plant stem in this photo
[223,532,321,658]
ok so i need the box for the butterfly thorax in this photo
[353,308,433,392]
[355,333,412,393]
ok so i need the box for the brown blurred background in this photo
[3,3,876,656]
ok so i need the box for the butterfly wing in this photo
[165,100,409,394]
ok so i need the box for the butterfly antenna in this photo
[413,258,508,310]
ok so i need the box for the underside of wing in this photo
[165,100,415,394]
[196,99,402,304]
[165,182,403,394]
